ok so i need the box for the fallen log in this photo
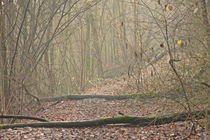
[40,93,154,102]
[0,110,209,129]
[0,115,48,122]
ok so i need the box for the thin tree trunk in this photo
[121,1,127,64]
[0,0,9,114]
[44,1,56,96]
[200,0,210,48]
[80,19,85,91]
[89,12,104,78]
[133,0,142,92]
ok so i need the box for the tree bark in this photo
[39,93,154,102]
[0,115,48,122]
[200,0,210,56]
[0,0,9,114]
[89,12,104,78]
[0,110,209,129]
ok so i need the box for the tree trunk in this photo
[0,110,209,129]
[89,12,104,78]
[39,93,154,102]
[44,0,56,96]
[79,18,86,91]
[0,115,48,122]
[0,0,9,114]
[121,1,127,64]
[200,0,210,48]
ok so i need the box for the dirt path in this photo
[0,70,209,139]
[0,95,209,139]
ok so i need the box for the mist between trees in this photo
[0,0,209,126]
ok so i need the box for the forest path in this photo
[0,81,209,139]
[0,55,209,139]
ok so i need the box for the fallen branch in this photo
[201,82,210,88]
[0,110,209,129]
[0,115,48,122]
[40,93,154,102]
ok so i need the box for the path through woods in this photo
[0,78,209,139]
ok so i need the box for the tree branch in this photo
[0,110,209,129]
[0,115,48,122]
[39,93,154,102]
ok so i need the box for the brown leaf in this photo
[168,5,173,11]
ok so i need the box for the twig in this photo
[201,82,210,88]
[0,114,48,122]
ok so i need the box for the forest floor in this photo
[0,78,209,140]
[0,56,209,139]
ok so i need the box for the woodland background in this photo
[0,0,209,138]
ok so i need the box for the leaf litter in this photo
[0,56,209,139]
[1,94,209,139]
